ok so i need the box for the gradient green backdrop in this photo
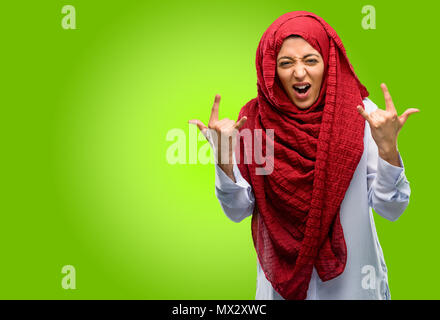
[0,0,437,299]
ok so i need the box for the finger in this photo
[369,111,384,123]
[380,83,397,114]
[233,116,248,130]
[399,108,420,126]
[188,119,208,137]
[216,118,231,128]
[208,94,221,126]
[356,105,372,124]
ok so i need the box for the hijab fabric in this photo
[235,11,369,300]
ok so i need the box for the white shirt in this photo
[214,98,411,300]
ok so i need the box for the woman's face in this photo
[276,36,325,109]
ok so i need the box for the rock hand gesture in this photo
[188,94,248,182]
[357,83,420,167]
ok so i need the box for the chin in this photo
[290,93,318,110]
[291,98,313,109]
[296,102,312,109]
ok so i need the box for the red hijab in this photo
[235,11,369,300]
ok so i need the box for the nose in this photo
[293,64,306,79]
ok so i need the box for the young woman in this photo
[189,11,418,300]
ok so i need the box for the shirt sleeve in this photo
[365,99,411,222]
[214,153,255,223]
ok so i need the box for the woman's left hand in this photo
[356,83,419,167]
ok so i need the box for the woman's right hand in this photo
[188,94,247,181]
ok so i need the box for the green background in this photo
[0,0,437,299]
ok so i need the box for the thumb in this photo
[399,108,420,126]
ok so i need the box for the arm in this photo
[215,153,255,223]
[365,99,411,222]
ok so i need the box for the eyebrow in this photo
[277,54,320,62]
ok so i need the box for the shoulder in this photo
[362,97,379,114]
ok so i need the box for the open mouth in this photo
[293,84,311,94]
